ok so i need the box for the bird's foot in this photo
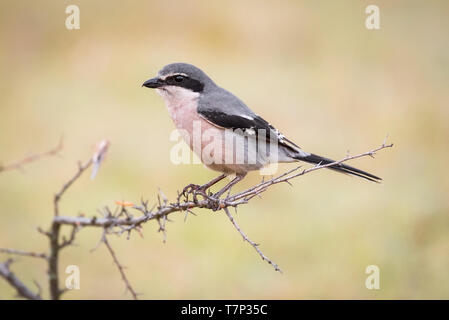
[180,185,222,211]
[180,183,211,204]
[181,183,201,197]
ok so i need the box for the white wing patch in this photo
[245,128,256,135]
[239,114,254,121]
[268,123,310,156]
[274,128,285,141]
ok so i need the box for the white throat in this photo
[156,86,200,110]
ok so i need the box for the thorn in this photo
[383,133,389,146]
[157,194,161,208]
[158,188,168,204]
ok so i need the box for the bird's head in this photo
[142,63,214,100]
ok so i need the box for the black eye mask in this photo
[164,75,204,93]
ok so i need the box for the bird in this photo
[142,63,381,197]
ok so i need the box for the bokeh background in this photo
[1,0,448,299]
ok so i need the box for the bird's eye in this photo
[174,75,184,82]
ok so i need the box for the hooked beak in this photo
[142,77,164,88]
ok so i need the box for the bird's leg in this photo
[213,173,247,199]
[200,173,228,191]
[181,173,227,201]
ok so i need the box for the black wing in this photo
[198,108,301,154]
[197,87,301,153]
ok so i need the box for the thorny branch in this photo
[0,139,392,299]
[0,138,63,173]
[0,248,48,260]
[223,207,282,272]
[0,259,42,300]
[101,232,139,300]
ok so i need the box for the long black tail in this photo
[297,153,381,183]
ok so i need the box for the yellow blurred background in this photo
[1,0,448,299]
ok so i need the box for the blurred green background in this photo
[1,0,448,299]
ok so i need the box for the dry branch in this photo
[102,233,139,300]
[223,207,282,272]
[0,248,48,260]
[0,138,63,173]
[0,139,392,299]
[0,260,42,300]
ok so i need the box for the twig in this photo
[0,259,42,300]
[47,158,93,300]
[54,159,93,216]
[102,233,138,300]
[59,225,80,248]
[0,248,48,260]
[229,142,393,202]
[0,137,63,173]
[223,207,282,273]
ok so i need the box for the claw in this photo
[181,183,211,204]
[181,184,201,198]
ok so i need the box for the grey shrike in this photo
[142,63,380,195]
